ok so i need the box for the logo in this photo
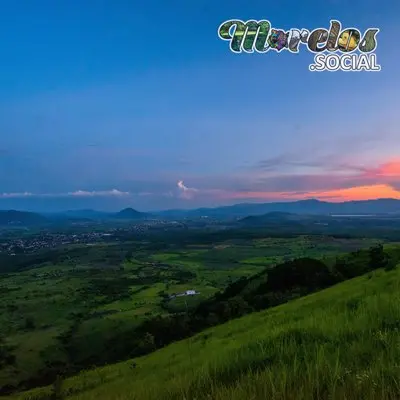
[218,20,381,72]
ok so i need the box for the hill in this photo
[42,208,150,222]
[12,265,400,400]
[0,235,390,395]
[114,207,149,220]
[239,211,302,226]
[0,210,48,226]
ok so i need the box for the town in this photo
[0,218,226,255]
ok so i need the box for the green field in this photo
[0,234,389,396]
[8,266,399,400]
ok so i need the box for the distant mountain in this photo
[156,198,400,219]
[0,210,48,226]
[114,208,150,220]
[243,211,295,219]
[63,209,110,219]
[239,211,298,224]
[44,208,151,222]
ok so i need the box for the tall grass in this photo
[9,268,400,400]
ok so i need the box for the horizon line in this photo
[1,197,399,214]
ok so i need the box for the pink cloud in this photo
[174,158,400,203]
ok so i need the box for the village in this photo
[0,231,115,255]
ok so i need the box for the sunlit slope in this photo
[11,268,400,400]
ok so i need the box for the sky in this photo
[0,0,399,212]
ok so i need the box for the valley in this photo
[0,220,398,398]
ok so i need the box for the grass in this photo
[0,236,386,394]
[9,266,400,400]
[0,236,385,394]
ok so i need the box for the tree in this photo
[227,297,251,317]
[369,245,388,270]
[384,254,397,271]
[265,258,335,291]
[24,317,36,331]
[136,332,156,352]
[333,257,350,279]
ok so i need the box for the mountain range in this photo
[155,198,400,219]
[1,199,400,226]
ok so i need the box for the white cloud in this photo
[177,180,198,199]
[68,189,130,197]
[0,189,130,199]
[0,192,34,198]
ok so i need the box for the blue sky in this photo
[0,0,399,211]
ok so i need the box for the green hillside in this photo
[9,265,400,400]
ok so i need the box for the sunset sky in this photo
[0,0,399,211]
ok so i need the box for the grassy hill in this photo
[9,265,400,400]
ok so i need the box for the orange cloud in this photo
[180,158,400,203]
[218,184,400,202]
[308,184,400,202]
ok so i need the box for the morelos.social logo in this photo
[218,20,381,72]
